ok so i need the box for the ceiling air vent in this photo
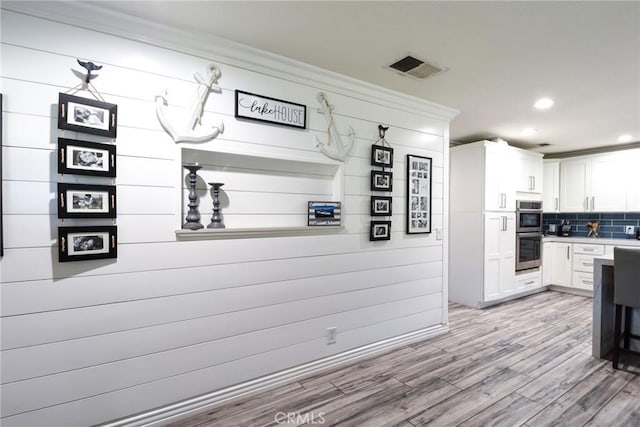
[388,54,447,80]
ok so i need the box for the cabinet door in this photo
[542,242,553,285]
[590,153,626,212]
[484,213,515,301]
[560,159,589,212]
[550,242,572,287]
[485,145,515,211]
[627,150,640,211]
[515,151,543,193]
[543,161,560,212]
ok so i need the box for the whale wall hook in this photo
[314,91,355,162]
[155,63,224,144]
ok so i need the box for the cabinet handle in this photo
[583,247,594,252]
[584,197,589,211]
[502,216,507,231]
[567,246,570,259]
[533,176,536,190]
[583,262,594,267]
[555,197,559,211]
[501,193,506,208]
[583,280,593,285]
[591,196,595,211]
[524,280,535,285]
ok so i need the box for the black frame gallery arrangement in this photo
[406,154,432,234]
[369,125,394,241]
[57,91,118,262]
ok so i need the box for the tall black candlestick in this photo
[183,164,204,230]
[207,182,225,229]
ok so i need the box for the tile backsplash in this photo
[543,212,640,239]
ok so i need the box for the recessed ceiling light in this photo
[534,98,554,110]
[617,134,633,143]
[522,127,537,136]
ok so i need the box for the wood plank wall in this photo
[0,7,453,426]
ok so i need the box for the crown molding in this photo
[2,1,459,122]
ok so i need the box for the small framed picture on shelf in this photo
[58,183,116,219]
[371,170,393,192]
[58,138,116,177]
[58,93,118,138]
[308,201,342,226]
[371,145,394,168]
[407,154,432,234]
[58,226,117,263]
[371,196,392,216]
[370,220,391,241]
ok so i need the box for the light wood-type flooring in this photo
[167,291,640,427]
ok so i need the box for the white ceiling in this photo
[88,2,639,153]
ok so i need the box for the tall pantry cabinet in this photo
[449,140,541,308]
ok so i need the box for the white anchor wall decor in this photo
[156,63,225,143]
[315,92,355,161]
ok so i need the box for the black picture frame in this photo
[58,183,117,219]
[58,226,117,262]
[371,170,393,192]
[407,154,432,234]
[308,201,341,226]
[370,221,391,241]
[58,93,118,138]
[371,145,394,168]
[235,90,306,129]
[58,138,116,177]
[371,196,392,216]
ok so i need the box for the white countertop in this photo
[543,236,640,247]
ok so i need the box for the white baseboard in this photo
[102,324,449,427]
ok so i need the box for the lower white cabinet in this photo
[484,213,516,301]
[545,241,573,287]
[516,270,542,292]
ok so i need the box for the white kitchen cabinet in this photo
[548,241,573,287]
[543,242,553,285]
[450,140,538,308]
[590,152,626,211]
[560,158,590,212]
[516,269,542,292]
[543,160,560,212]
[484,213,516,301]
[514,149,543,193]
[625,150,640,211]
[560,152,627,212]
[485,143,516,211]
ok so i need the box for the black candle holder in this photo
[207,182,225,229]
[183,164,204,230]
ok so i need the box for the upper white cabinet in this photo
[560,152,627,212]
[625,150,640,211]
[485,143,516,211]
[514,149,543,193]
[543,161,560,212]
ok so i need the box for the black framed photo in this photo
[407,154,432,234]
[308,201,341,226]
[58,93,118,138]
[371,145,394,168]
[58,138,116,177]
[58,183,116,219]
[370,221,391,241]
[371,196,392,216]
[235,90,306,129]
[58,226,117,262]
[371,170,393,192]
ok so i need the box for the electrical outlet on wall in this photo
[625,226,635,234]
[326,327,337,345]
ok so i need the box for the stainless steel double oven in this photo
[516,200,543,271]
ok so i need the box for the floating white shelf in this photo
[175,226,345,240]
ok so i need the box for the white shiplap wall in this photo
[0,4,457,426]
